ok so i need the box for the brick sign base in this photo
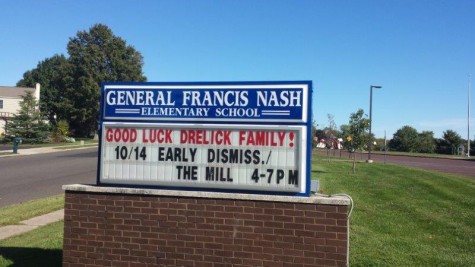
[63,184,350,267]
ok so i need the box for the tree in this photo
[325,114,338,149]
[314,129,327,142]
[344,109,370,173]
[373,137,387,151]
[470,140,474,156]
[345,109,369,152]
[16,54,72,125]
[6,91,50,143]
[418,131,436,153]
[65,24,147,136]
[389,125,420,152]
[16,24,147,137]
[311,119,318,148]
[437,130,463,155]
[339,124,350,137]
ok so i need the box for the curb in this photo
[0,145,98,157]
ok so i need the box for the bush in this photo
[55,120,70,136]
[65,137,76,143]
[49,120,73,143]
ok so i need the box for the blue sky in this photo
[1,0,474,139]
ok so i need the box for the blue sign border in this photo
[101,81,310,124]
[97,81,313,196]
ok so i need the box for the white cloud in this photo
[418,118,475,138]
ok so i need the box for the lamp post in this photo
[468,74,471,157]
[368,85,382,163]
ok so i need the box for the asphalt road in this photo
[0,147,97,207]
[370,153,475,178]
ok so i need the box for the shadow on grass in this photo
[312,170,327,174]
[0,247,62,267]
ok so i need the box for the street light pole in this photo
[368,85,382,163]
[468,73,471,157]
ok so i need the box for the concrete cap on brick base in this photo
[62,184,350,206]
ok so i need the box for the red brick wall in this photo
[63,190,348,267]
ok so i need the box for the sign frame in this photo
[97,81,313,196]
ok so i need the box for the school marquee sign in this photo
[98,81,313,196]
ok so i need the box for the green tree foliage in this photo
[443,130,463,150]
[373,137,387,151]
[389,125,420,152]
[50,119,72,142]
[6,91,50,143]
[437,130,464,155]
[387,126,464,155]
[311,119,318,148]
[16,55,71,125]
[55,120,70,137]
[341,109,369,173]
[418,131,436,153]
[65,24,146,136]
[344,109,370,152]
[17,24,147,137]
[339,124,350,138]
[470,140,474,155]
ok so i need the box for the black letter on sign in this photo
[288,170,298,185]
[277,169,284,184]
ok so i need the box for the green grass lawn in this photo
[0,157,473,266]
[0,195,64,226]
[0,196,64,267]
[0,221,63,267]
[315,156,475,266]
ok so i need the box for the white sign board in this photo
[100,123,307,193]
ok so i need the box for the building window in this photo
[0,99,3,109]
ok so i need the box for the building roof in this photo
[0,86,36,98]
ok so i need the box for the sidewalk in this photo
[1,144,97,156]
[17,147,61,155]
[0,209,64,240]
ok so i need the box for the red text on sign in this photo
[180,130,231,145]
[142,129,173,144]
[105,128,137,143]
[239,131,286,146]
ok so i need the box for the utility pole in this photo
[468,73,471,157]
[384,130,387,164]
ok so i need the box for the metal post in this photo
[468,74,471,157]
[368,85,381,163]
[384,130,387,164]
[368,87,373,162]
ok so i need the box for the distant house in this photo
[314,137,344,149]
[0,83,41,136]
